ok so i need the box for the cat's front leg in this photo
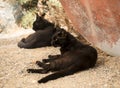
[36,61,45,67]
[36,61,51,71]
[42,55,61,63]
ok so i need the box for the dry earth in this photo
[0,29,120,88]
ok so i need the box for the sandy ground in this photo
[0,30,120,88]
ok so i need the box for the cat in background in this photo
[18,13,56,49]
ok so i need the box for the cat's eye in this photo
[55,38,58,41]
[53,37,58,41]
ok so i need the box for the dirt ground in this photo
[0,29,120,88]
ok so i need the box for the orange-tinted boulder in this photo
[59,0,120,56]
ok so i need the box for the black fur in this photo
[32,13,54,31]
[17,13,55,49]
[27,28,98,83]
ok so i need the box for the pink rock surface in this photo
[59,0,120,56]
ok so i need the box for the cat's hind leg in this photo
[27,69,48,74]
[27,62,51,74]
[36,61,46,67]
[36,61,51,71]
[38,64,81,83]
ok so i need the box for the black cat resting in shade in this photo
[27,28,98,83]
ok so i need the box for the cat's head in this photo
[32,13,53,31]
[51,28,68,47]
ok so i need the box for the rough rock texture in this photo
[0,0,22,33]
[59,0,120,56]
[0,30,120,88]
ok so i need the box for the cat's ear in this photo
[41,13,46,18]
[35,13,45,19]
[35,13,40,19]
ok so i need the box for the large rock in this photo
[0,0,22,34]
[59,0,120,56]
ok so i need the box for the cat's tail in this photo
[38,65,82,83]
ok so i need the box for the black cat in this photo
[27,28,98,83]
[32,13,54,31]
[17,13,55,49]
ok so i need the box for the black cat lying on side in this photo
[27,28,98,83]
[18,13,55,49]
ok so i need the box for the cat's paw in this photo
[36,61,44,67]
[27,69,34,73]
[36,61,40,64]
